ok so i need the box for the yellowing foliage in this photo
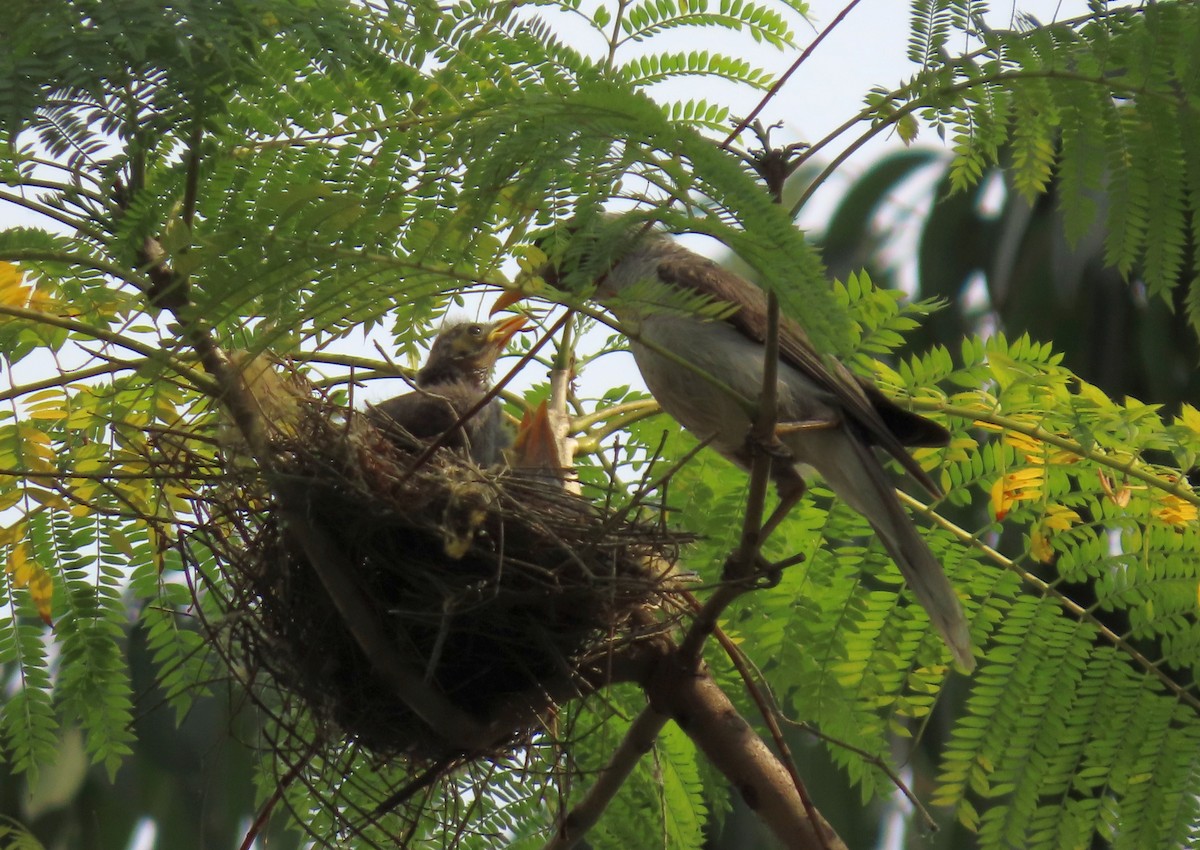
[0,262,60,315]
[1003,430,1078,465]
[1152,493,1198,527]
[6,539,53,626]
[990,467,1044,521]
[1030,505,1082,563]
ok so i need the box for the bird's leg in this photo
[749,469,808,587]
[758,464,807,546]
[757,415,839,543]
[752,417,838,552]
[737,427,808,539]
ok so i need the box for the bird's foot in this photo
[752,552,807,588]
[741,429,794,464]
[741,418,835,466]
[775,416,840,437]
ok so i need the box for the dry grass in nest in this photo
[190,390,688,762]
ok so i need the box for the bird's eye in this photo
[468,324,484,336]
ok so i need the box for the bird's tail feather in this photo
[816,435,976,672]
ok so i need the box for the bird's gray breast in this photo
[629,314,838,467]
[465,399,509,466]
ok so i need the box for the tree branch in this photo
[0,302,217,395]
[722,0,865,149]
[543,704,668,850]
[643,656,847,850]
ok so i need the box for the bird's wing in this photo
[367,391,466,444]
[656,252,948,498]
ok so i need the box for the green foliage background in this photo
[0,1,1199,848]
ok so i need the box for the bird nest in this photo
[188,385,688,761]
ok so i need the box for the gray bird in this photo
[368,316,528,466]
[496,222,974,671]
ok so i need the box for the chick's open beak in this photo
[487,314,529,346]
[510,399,564,478]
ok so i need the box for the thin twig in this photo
[677,135,791,666]
[542,703,668,850]
[722,0,866,150]
[0,303,216,394]
[0,361,135,402]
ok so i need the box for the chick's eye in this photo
[468,325,483,336]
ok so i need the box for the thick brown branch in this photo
[644,656,846,850]
[547,619,846,850]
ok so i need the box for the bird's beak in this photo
[489,290,525,317]
[487,314,529,345]
[510,399,565,478]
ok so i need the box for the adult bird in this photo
[367,316,528,466]
[495,219,975,671]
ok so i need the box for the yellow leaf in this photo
[1152,493,1198,527]
[7,541,53,626]
[1004,430,1042,454]
[990,477,1005,518]
[24,488,69,511]
[1031,505,1081,563]
[0,262,32,308]
[8,541,29,581]
[1042,504,1081,531]
[0,520,25,547]
[0,262,60,314]
[991,467,1044,520]
[69,479,100,505]
[1179,404,1200,435]
[28,569,52,626]
[25,405,67,422]
[1002,430,1078,465]
[1030,526,1054,563]
[17,426,52,449]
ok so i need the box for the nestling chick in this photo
[368,316,528,466]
